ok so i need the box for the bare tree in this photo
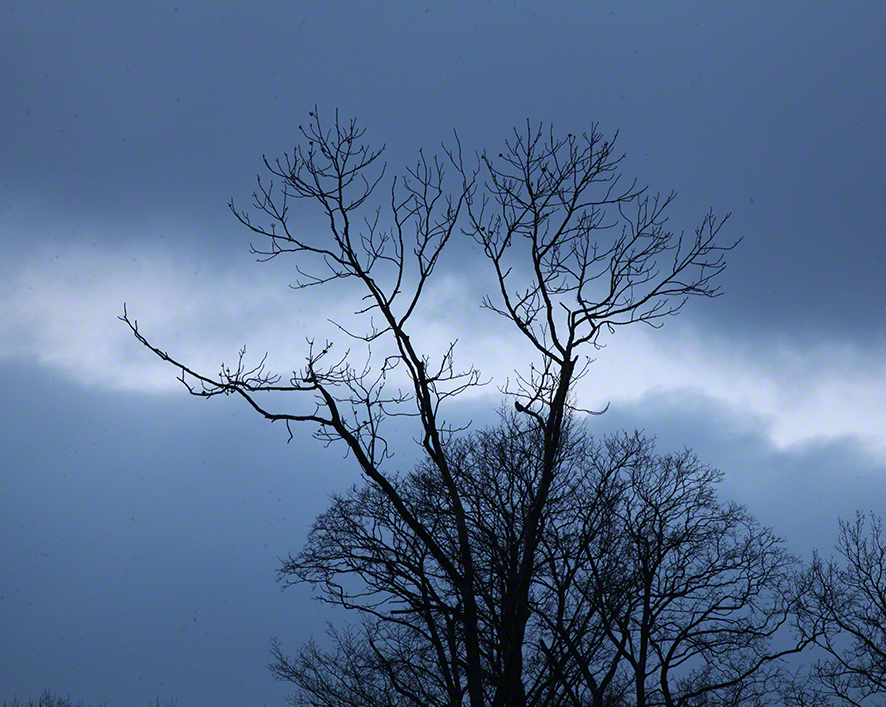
[799,512,886,706]
[122,109,736,707]
[270,418,812,707]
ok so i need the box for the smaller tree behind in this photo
[801,512,886,706]
[587,436,810,707]
[272,416,812,707]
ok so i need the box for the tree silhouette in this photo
[799,512,886,706]
[268,416,813,707]
[123,109,738,707]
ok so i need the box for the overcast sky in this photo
[2,2,885,705]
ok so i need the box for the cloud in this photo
[2,235,884,464]
[579,325,886,464]
[1,240,274,392]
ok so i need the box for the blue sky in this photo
[2,2,885,705]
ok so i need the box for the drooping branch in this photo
[125,108,496,707]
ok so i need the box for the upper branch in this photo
[463,121,737,411]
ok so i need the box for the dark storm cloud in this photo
[594,390,886,558]
[3,2,883,340]
[2,2,885,704]
[0,359,351,706]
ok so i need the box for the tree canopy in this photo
[271,416,812,707]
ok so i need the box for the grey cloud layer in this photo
[2,3,883,339]
[2,2,884,705]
